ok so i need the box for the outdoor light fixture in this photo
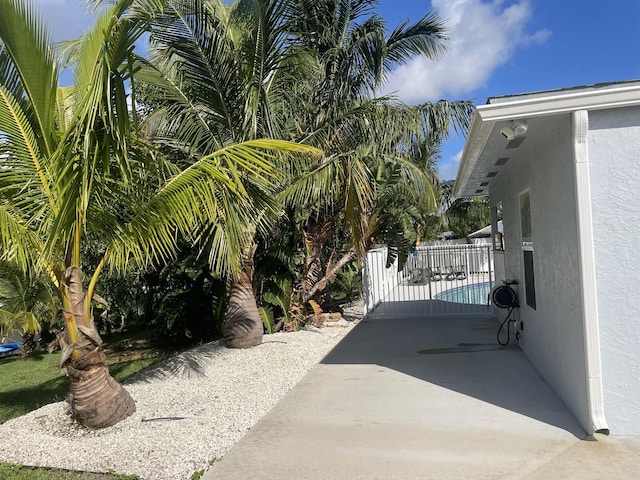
[500,121,528,141]
[494,232,504,251]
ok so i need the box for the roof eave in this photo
[454,83,640,199]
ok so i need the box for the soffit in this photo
[454,81,640,198]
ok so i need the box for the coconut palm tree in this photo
[279,0,475,306]
[0,262,57,358]
[136,0,314,348]
[0,0,313,427]
[138,0,473,345]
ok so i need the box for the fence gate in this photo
[363,244,495,315]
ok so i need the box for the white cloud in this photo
[381,0,551,104]
[438,149,463,181]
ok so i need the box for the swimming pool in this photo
[435,282,493,305]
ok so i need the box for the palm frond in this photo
[0,205,46,271]
[145,0,244,143]
[385,11,449,69]
[107,139,319,277]
[417,99,476,140]
[0,85,56,205]
[0,0,58,156]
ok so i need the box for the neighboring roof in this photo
[468,220,503,239]
[454,80,640,198]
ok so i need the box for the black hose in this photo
[497,306,514,346]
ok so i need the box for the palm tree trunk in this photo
[20,332,36,359]
[62,267,136,429]
[304,248,357,302]
[223,245,263,349]
[301,217,333,302]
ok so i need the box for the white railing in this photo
[363,244,495,315]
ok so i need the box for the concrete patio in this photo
[204,301,640,479]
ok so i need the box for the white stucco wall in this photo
[491,114,593,433]
[588,106,640,434]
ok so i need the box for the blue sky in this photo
[39,0,640,180]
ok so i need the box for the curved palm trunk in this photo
[299,218,359,315]
[62,267,135,429]
[304,248,357,302]
[223,245,263,349]
[301,217,333,303]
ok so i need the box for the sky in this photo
[37,0,640,180]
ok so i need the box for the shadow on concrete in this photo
[322,300,585,439]
[370,299,494,317]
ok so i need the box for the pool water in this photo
[435,282,493,305]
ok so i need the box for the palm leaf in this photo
[385,12,449,68]
[0,206,44,271]
[0,0,57,157]
[107,139,319,277]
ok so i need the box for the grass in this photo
[0,329,177,478]
[0,351,69,423]
[0,463,138,479]
[0,329,173,424]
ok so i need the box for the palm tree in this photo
[279,0,475,306]
[0,262,57,358]
[138,0,473,345]
[442,194,492,241]
[137,0,313,348]
[0,0,313,427]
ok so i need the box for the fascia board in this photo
[454,84,640,198]
[479,84,640,122]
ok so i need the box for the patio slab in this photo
[203,302,640,479]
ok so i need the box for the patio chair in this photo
[427,266,443,281]
[407,257,427,284]
[445,265,467,280]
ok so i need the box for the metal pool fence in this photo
[363,244,495,315]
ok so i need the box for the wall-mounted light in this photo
[494,232,504,251]
[500,121,528,141]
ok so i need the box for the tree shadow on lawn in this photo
[0,354,171,424]
[0,376,68,423]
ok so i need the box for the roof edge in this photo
[454,82,640,198]
[478,82,640,122]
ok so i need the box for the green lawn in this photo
[0,332,176,479]
[0,351,69,423]
[0,332,172,424]
[0,463,138,479]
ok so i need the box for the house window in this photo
[523,250,536,309]
[491,202,503,251]
[520,190,532,248]
[519,190,536,309]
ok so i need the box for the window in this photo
[523,250,536,309]
[519,190,536,309]
[519,190,532,249]
[491,202,504,251]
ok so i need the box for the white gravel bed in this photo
[0,305,361,480]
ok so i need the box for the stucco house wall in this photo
[588,106,640,434]
[491,113,592,432]
[455,80,640,435]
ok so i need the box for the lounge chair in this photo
[427,266,443,281]
[445,265,467,280]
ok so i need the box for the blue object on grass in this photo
[0,343,21,354]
